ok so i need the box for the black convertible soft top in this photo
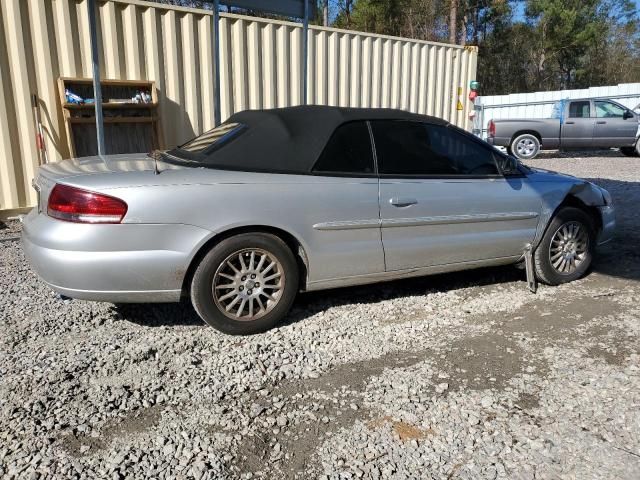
[166,105,449,174]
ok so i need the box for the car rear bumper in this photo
[597,205,616,245]
[21,209,212,303]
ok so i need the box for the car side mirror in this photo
[499,155,520,175]
[623,110,634,120]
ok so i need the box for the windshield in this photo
[165,122,246,162]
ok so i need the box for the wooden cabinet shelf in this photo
[59,77,157,87]
[69,116,157,124]
[59,77,163,157]
[64,102,158,110]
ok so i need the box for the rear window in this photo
[568,101,590,118]
[177,123,245,153]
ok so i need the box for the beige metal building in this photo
[0,0,478,217]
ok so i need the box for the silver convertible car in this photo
[22,106,615,334]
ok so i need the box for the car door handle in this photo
[596,121,607,124]
[564,121,575,125]
[390,197,417,207]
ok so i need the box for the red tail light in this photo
[47,184,128,224]
[488,119,496,138]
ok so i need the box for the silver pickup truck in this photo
[487,98,640,159]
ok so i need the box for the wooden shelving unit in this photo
[58,77,164,157]
[64,102,159,110]
[69,116,158,124]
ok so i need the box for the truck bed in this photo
[489,118,561,149]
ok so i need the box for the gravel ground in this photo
[1,155,639,479]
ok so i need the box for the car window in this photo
[568,101,590,118]
[178,122,244,153]
[371,120,499,176]
[313,121,374,175]
[595,101,626,118]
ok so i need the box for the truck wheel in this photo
[620,145,639,157]
[511,134,540,160]
[534,207,596,286]
[190,233,299,335]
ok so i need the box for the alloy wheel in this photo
[516,138,536,157]
[212,248,285,321]
[549,221,589,274]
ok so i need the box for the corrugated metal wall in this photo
[0,0,478,214]
[476,83,640,139]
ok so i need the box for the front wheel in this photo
[511,134,541,160]
[190,233,299,335]
[534,207,596,286]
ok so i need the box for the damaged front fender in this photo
[527,169,613,248]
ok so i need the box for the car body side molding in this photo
[312,212,539,231]
[312,219,381,230]
[380,212,539,228]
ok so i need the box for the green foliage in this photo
[525,0,606,88]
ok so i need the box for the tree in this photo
[322,0,330,26]
[522,0,639,90]
[334,0,448,41]
[449,0,458,44]
[525,0,604,88]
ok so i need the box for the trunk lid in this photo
[39,153,157,180]
[33,153,182,214]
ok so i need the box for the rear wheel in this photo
[620,144,639,157]
[511,133,541,160]
[190,233,298,335]
[534,207,596,285]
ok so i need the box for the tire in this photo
[620,143,640,157]
[190,233,299,335]
[534,207,596,286]
[510,133,541,160]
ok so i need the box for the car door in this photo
[593,100,638,147]
[372,120,541,271]
[304,121,385,283]
[561,100,595,148]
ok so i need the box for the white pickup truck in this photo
[487,98,640,159]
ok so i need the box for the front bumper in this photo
[597,205,616,245]
[21,209,212,303]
